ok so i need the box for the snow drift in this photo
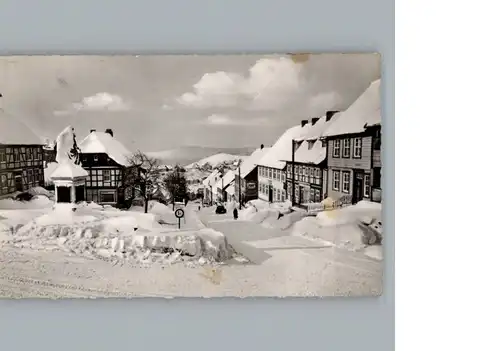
[291,200,383,260]
[7,201,234,265]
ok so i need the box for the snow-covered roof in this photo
[322,79,381,137]
[0,111,43,145]
[239,147,270,178]
[281,114,340,165]
[202,170,221,187]
[256,123,310,169]
[79,131,132,166]
[50,160,88,179]
[215,170,235,190]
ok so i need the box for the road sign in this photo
[175,209,184,218]
[175,208,185,229]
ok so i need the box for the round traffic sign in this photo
[175,208,185,218]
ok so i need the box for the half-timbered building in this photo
[322,79,382,205]
[78,129,136,207]
[282,111,339,205]
[0,111,44,197]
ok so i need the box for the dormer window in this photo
[93,155,99,162]
[307,140,314,150]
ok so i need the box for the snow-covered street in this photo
[0,197,383,298]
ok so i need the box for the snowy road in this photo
[0,203,382,298]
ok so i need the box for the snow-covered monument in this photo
[50,126,88,203]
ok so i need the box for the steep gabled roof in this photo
[256,123,310,169]
[215,170,235,190]
[0,111,42,145]
[79,131,132,166]
[202,170,221,187]
[322,79,381,137]
[281,114,340,165]
[239,146,270,178]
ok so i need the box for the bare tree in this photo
[125,151,163,213]
[164,164,187,210]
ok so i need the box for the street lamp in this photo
[233,159,242,210]
[291,139,297,206]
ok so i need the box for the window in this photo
[103,170,111,182]
[14,149,20,162]
[273,169,277,180]
[265,184,269,195]
[372,167,381,188]
[100,191,116,203]
[342,139,351,158]
[373,128,381,150]
[28,169,33,183]
[364,174,371,198]
[342,171,350,193]
[333,140,340,158]
[27,148,33,160]
[332,170,340,190]
[94,155,99,162]
[0,149,5,163]
[353,138,362,158]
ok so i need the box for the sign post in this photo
[175,208,185,229]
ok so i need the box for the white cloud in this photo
[72,92,130,112]
[204,114,269,126]
[161,103,173,110]
[177,57,303,110]
[308,91,343,112]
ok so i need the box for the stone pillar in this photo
[70,184,76,203]
[54,186,58,203]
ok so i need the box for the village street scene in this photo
[0,54,382,298]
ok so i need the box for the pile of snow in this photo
[7,203,233,265]
[238,200,303,230]
[128,201,178,225]
[27,186,53,198]
[0,195,54,210]
[291,200,383,260]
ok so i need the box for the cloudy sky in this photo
[0,54,380,152]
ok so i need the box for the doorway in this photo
[268,185,273,203]
[352,170,365,204]
[14,173,23,192]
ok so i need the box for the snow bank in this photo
[239,201,304,230]
[0,195,54,210]
[8,203,234,265]
[292,200,383,258]
[27,186,53,198]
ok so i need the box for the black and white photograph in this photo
[0,54,382,298]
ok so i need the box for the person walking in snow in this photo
[233,207,238,220]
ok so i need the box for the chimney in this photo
[105,128,114,137]
[260,144,264,150]
[325,110,340,121]
[311,117,320,125]
[90,129,96,133]
[301,120,308,127]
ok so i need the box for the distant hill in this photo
[146,146,254,166]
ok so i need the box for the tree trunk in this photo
[144,198,149,213]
